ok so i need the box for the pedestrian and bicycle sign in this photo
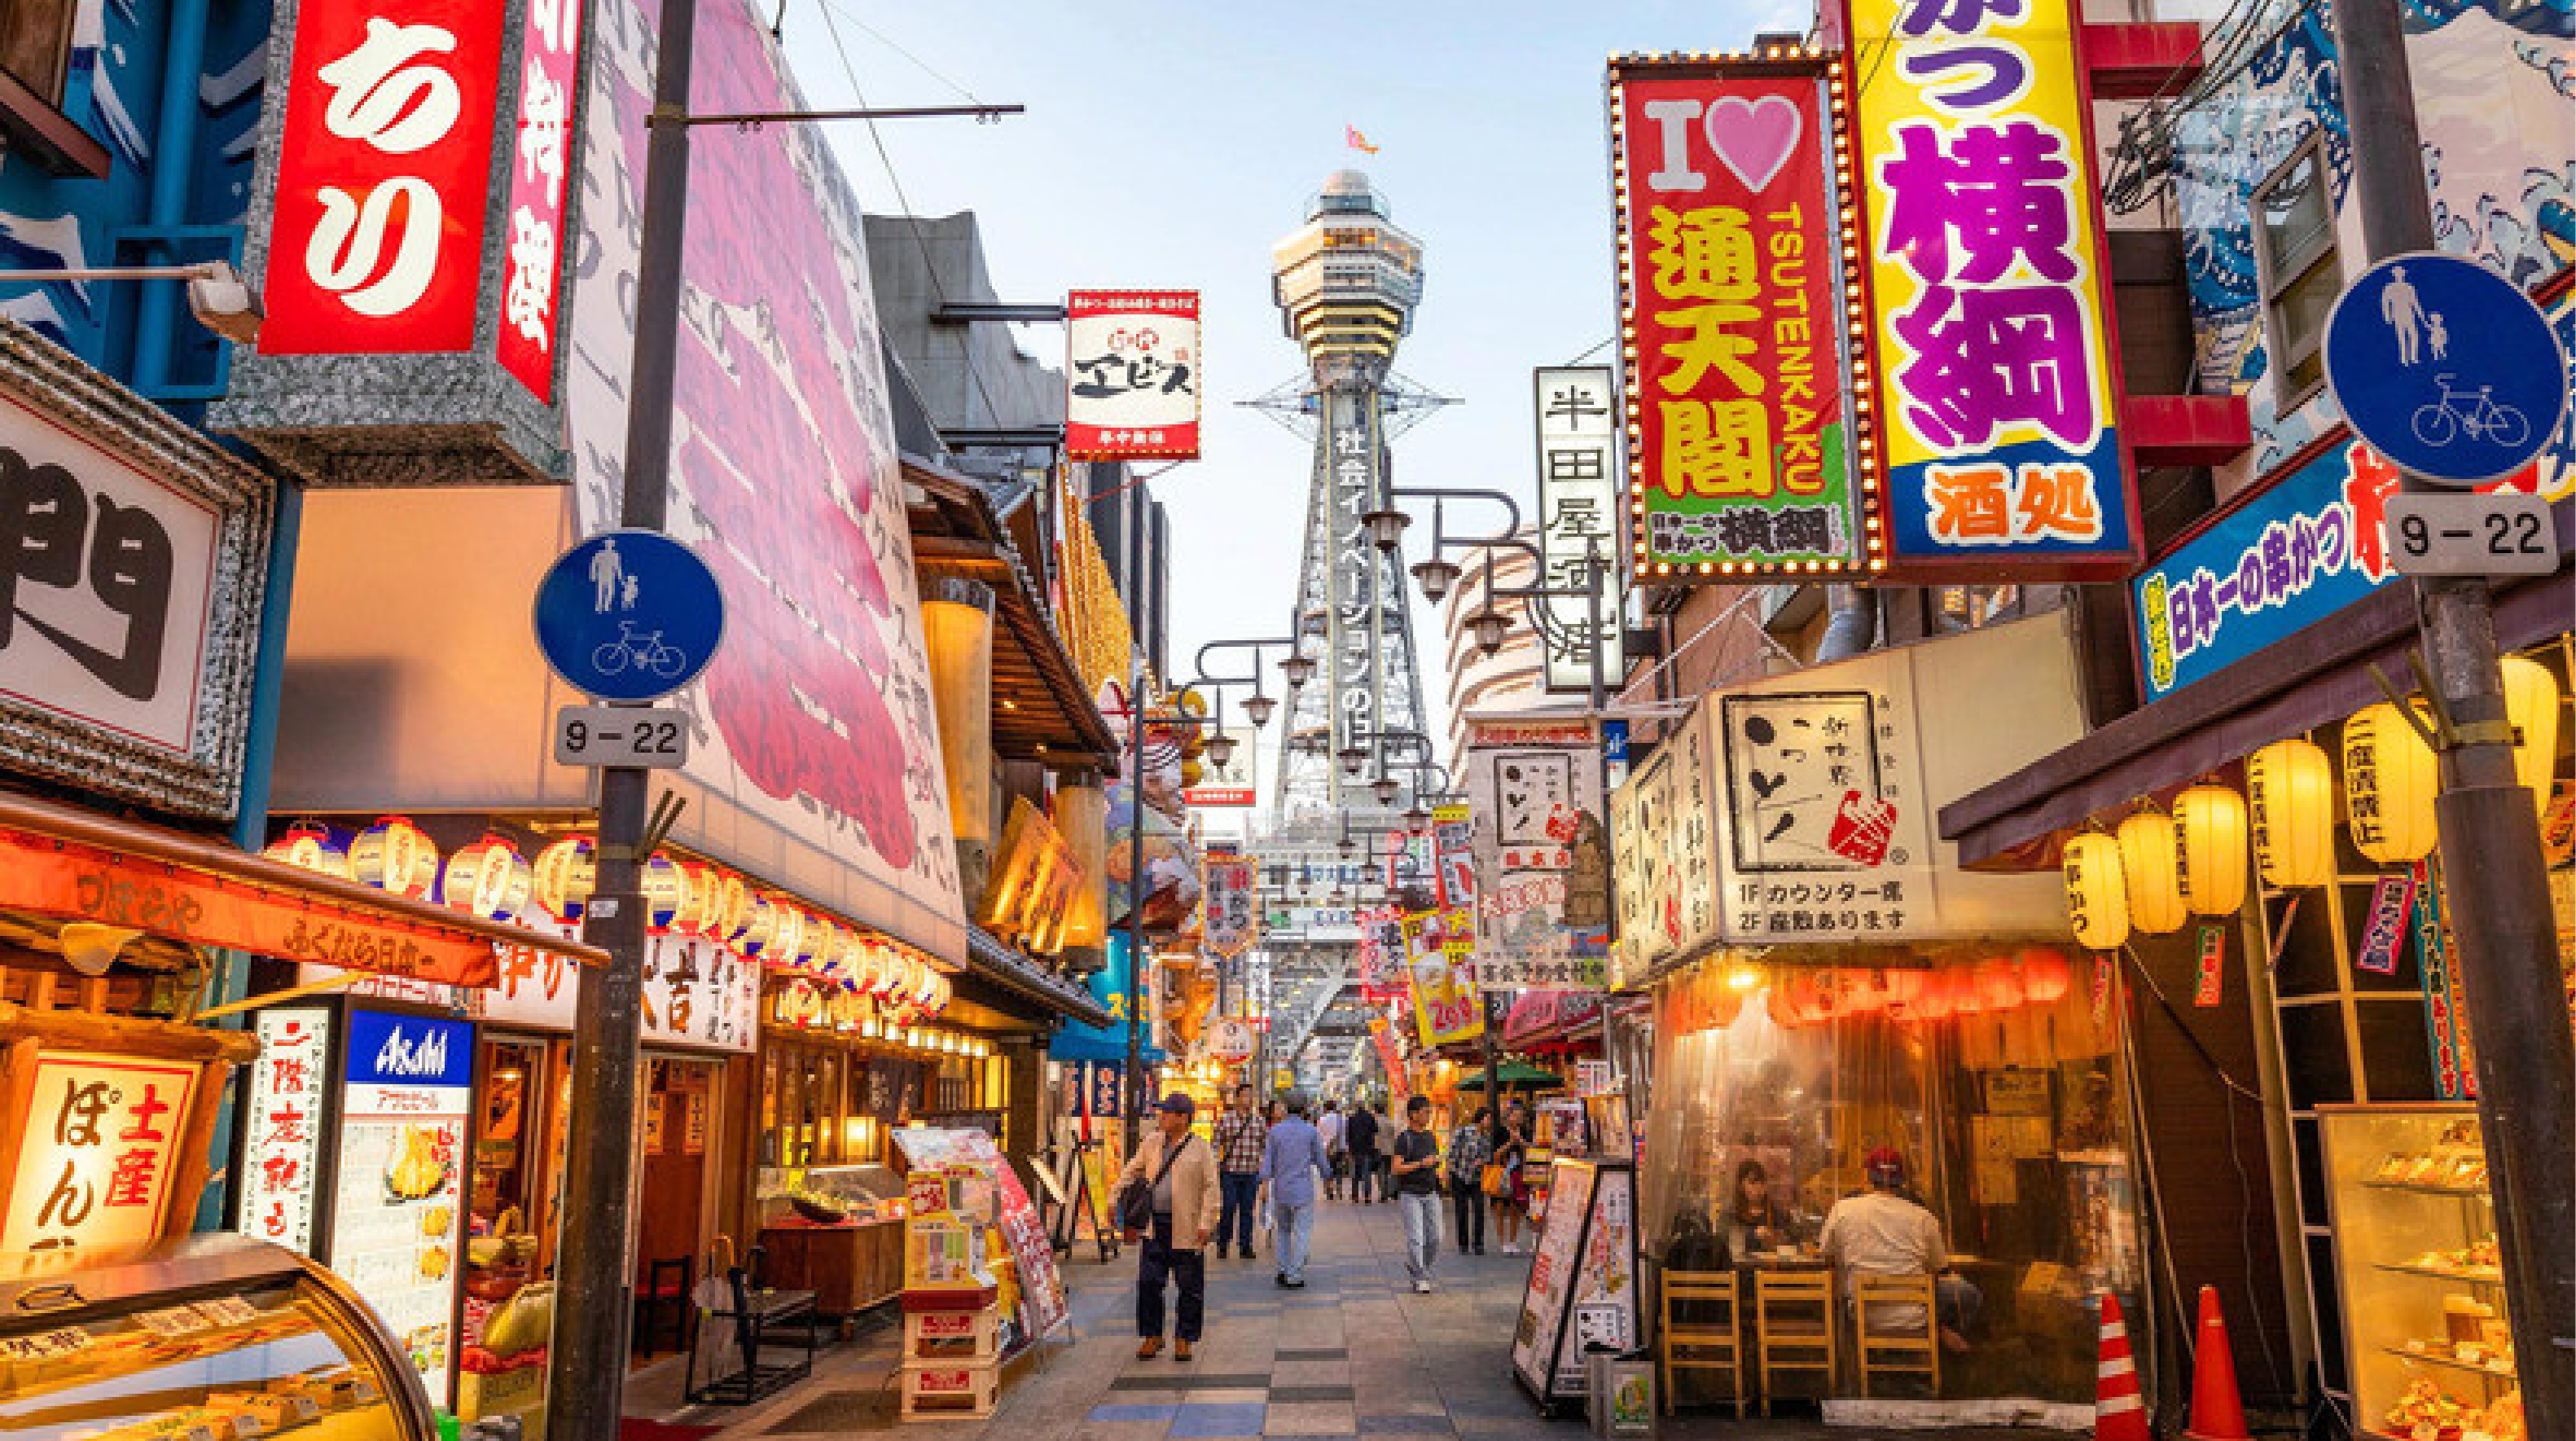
[2323,252,2568,487]
[532,529,726,703]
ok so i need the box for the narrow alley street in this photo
[624,1200,2045,1441]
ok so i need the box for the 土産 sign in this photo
[1608,55,1867,577]
[2,1052,200,1254]
[1841,0,2139,578]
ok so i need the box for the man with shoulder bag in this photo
[1118,1092,1222,1360]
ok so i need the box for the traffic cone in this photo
[2184,1285,2253,1441]
[2094,1291,2149,1441]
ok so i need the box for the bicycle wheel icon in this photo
[644,644,690,679]
[591,639,631,674]
[2411,402,2457,449]
[2478,405,2530,450]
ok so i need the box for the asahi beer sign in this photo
[0,327,272,819]
[1065,292,1202,460]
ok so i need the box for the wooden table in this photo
[757,1219,905,1318]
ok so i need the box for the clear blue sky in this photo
[783,0,1806,798]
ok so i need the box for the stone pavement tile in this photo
[1089,1403,1184,1421]
[1265,1386,1356,1404]
[1354,1417,1455,1436]
[1274,1347,1349,1361]
[1070,1425,1180,1441]
[1166,1402,1268,1438]
[1261,1402,1358,1436]
[1266,1361,1352,1387]
[1182,1389,1269,1405]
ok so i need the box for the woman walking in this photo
[1446,1105,1491,1255]
[1492,1101,1534,1254]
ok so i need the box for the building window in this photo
[2252,137,2341,406]
[1,0,77,105]
[1,0,109,179]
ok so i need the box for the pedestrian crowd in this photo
[1118,1089,1542,1354]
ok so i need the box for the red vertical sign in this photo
[261,0,509,354]
[496,0,583,396]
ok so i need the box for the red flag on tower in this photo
[1345,125,1380,154]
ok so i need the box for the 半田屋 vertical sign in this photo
[1533,367,1621,689]
[1608,54,1869,578]
[1841,0,2140,578]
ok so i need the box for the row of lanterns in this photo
[1667,950,2078,1034]
[2064,657,2561,952]
[267,817,952,1013]
[773,978,982,1052]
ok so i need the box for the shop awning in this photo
[1456,1061,1562,1091]
[0,789,604,988]
[906,459,1117,768]
[966,925,1112,1029]
[1939,499,2574,869]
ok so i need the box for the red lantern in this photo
[2019,947,2074,1005]
[1880,968,1927,1008]
[1976,958,2025,1011]
[1766,985,1803,1029]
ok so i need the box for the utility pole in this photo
[544,0,695,1435]
[1124,489,1149,1152]
[2332,2,2574,1435]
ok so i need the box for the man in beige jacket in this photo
[1121,1092,1221,1359]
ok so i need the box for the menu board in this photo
[1510,1161,1641,1402]
[327,1008,472,1402]
[896,1127,1069,1347]
[1512,1158,1597,1397]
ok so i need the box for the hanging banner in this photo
[1404,910,1483,1047]
[1533,366,1623,686]
[1065,291,1202,460]
[1606,716,1719,988]
[1609,55,1867,577]
[2192,925,2226,1008]
[2354,870,2417,975]
[493,0,583,398]
[1468,725,1610,991]
[1841,0,2140,578]
[1434,802,1478,910]
[1203,854,1259,959]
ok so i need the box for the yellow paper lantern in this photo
[708,871,750,942]
[2247,739,2334,888]
[641,855,687,930]
[673,863,714,934]
[2172,784,2249,916]
[532,836,597,921]
[2114,809,2188,935]
[441,835,533,920]
[2062,832,2131,951]
[737,894,779,957]
[2502,656,2561,812]
[2343,704,2439,864]
[350,815,439,899]
[264,824,351,879]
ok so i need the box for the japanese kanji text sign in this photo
[2,1052,200,1254]
[1841,0,2140,577]
[1532,367,1622,686]
[1065,292,1202,460]
[1404,909,1482,1048]
[261,0,511,354]
[1714,688,1924,938]
[1469,725,1610,991]
[1610,56,1867,577]
[1204,854,1259,959]
[1607,712,1718,986]
[495,0,583,398]
[236,1008,331,1254]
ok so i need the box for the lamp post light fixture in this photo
[1361,507,1411,553]
[1204,731,1239,769]
[1404,803,1433,836]
[1243,693,1276,728]
[1468,610,1512,657]
[1371,775,1401,807]
[1338,745,1371,778]
[1281,653,1317,688]
[0,260,265,345]
[1411,555,1460,605]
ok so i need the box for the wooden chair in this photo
[1753,1268,1836,1415]
[1657,1267,1747,1416]
[1850,1273,1941,1398]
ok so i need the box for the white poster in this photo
[1533,367,1620,692]
[1468,724,1608,990]
[238,1008,331,1254]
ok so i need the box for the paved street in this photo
[627,1198,2063,1441]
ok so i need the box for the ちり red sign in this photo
[261,0,510,354]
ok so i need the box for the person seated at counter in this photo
[1819,1147,1981,1354]
[1726,1158,1800,1258]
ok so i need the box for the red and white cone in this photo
[2095,1291,2150,1441]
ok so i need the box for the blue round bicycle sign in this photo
[2323,252,2568,486]
[532,529,726,702]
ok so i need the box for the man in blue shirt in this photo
[1260,1092,1333,1287]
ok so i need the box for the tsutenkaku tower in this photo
[1270,171,1433,815]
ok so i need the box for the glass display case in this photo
[754,1165,907,1318]
[0,1237,435,1441]
[2318,1105,2525,1441]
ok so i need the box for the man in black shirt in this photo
[1390,1095,1444,1293]
[1344,1101,1380,1203]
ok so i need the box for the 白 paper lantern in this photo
[2172,784,2249,916]
[735,894,779,956]
[2019,947,2074,1005]
[2248,740,2334,887]
[2502,656,2561,812]
[768,905,811,969]
[2115,808,2188,935]
[351,815,439,899]
[2062,831,2131,951]
[265,824,351,878]
[813,918,851,979]
[641,855,686,930]
[2343,703,2439,863]
[532,836,596,921]
[441,835,533,920]
[707,870,750,942]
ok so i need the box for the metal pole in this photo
[1585,538,1610,794]
[1125,482,1149,1152]
[544,0,693,1436]
[2332,2,2573,1434]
